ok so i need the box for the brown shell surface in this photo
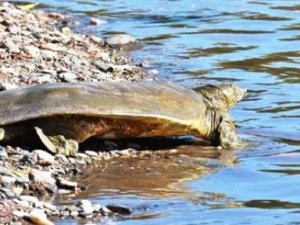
[0,81,206,127]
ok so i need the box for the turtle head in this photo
[195,84,246,111]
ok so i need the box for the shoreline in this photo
[0,2,156,224]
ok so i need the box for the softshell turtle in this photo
[0,81,246,156]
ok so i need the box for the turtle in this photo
[0,81,246,156]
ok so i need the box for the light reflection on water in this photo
[12,0,300,224]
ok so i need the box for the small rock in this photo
[84,150,98,157]
[13,199,31,209]
[90,18,106,26]
[23,209,54,225]
[29,169,56,191]
[43,202,57,213]
[23,45,40,58]
[0,187,16,198]
[61,26,71,35]
[89,35,104,45]
[78,200,94,216]
[1,175,16,185]
[0,82,19,90]
[16,176,30,185]
[58,72,77,82]
[106,204,132,215]
[31,73,54,84]
[106,34,136,46]
[19,196,41,208]
[55,154,69,164]
[76,153,88,159]
[56,177,78,190]
[33,150,55,166]
[117,149,132,157]
[40,50,57,60]
[11,186,23,196]
[2,37,20,53]
[0,166,14,177]
[93,60,113,72]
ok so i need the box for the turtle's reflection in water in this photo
[73,138,237,201]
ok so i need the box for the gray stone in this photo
[31,73,54,84]
[29,169,56,190]
[89,35,104,45]
[0,187,16,198]
[93,60,113,72]
[40,50,57,59]
[43,202,57,212]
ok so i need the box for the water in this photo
[13,0,300,224]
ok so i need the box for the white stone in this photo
[106,34,136,45]
[34,150,55,166]
[79,200,94,215]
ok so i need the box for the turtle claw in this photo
[35,127,78,156]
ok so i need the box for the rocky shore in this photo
[0,2,154,224]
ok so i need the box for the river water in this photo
[15,0,300,224]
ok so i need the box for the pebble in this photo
[106,34,136,46]
[0,82,19,90]
[3,37,20,53]
[0,187,17,198]
[106,204,132,215]
[61,26,71,35]
[19,196,41,208]
[34,150,55,166]
[43,202,57,213]
[90,18,106,26]
[1,175,16,185]
[0,166,14,177]
[58,72,77,82]
[24,209,55,225]
[56,177,78,190]
[89,35,104,45]
[29,169,56,191]
[78,200,94,216]
[23,45,40,58]
[84,150,98,157]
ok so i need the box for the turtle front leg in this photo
[210,113,243,148]
[35,127,78,156]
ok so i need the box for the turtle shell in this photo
[0,81,206,127]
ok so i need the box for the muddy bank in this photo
[0,2,155,224]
